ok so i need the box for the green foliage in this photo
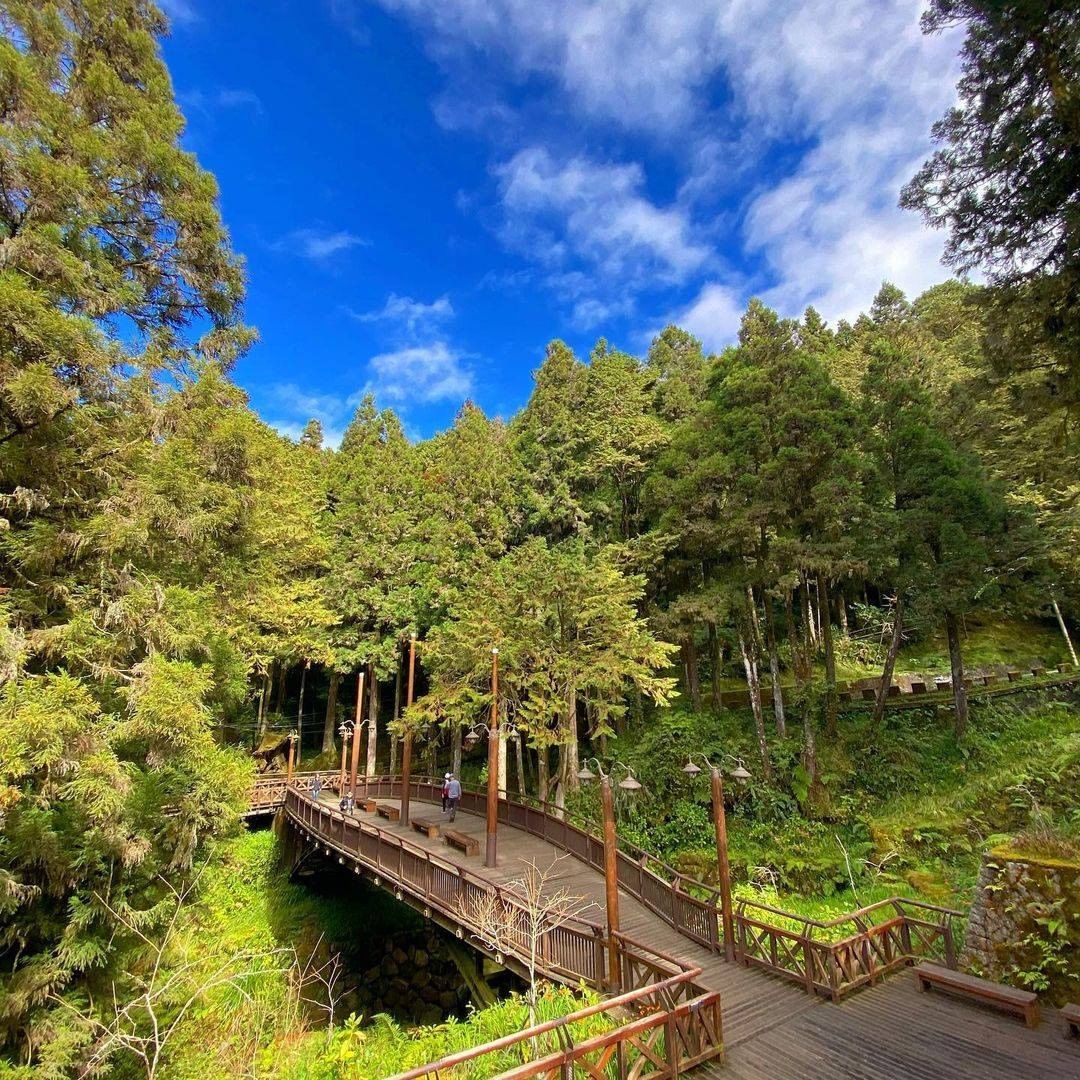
[269,985,608,1080]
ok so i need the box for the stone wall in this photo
[962,848,1080,1005]
[343,926,480,1026]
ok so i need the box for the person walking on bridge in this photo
[311,773,322,802]
[441,773,451,812]
[446,774,462,821]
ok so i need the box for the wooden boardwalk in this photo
[304,792,1077,1078]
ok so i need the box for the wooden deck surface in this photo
[314,794,1078,1078]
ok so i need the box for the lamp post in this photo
[352,670,366,794]
[286,730,298,783]
[400,633,417,826]
[683,754,751,961]
[486,648,500,867]
[576,757,643,991]
[338,721,351,796]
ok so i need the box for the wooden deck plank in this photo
[308,794,1075,1079]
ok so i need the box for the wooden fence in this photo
[284,787,723,1079]
[389,968,724,1080]
[261,775,962,1001]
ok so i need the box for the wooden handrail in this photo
[264,774,964,1000]
[282,789,697,996]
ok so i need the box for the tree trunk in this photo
[322,670,339,754]
[708,621,722,708]
[257,671,268,739]
[537,746,550,804]
[451,723,462,777]
[296,663,308,750]
[273,661,287,714]
[366,663,379,776]
[514,732,527,797]
[945,612,968,738]
[802,707,818,787]
[498,723,508,799]
[784,592,804,685]
[565,688,580,791]
[391,655,402,775]
[1052,597,1079,665]
[818,574,838,736]
[838,593,849,635]
[763,593,786,736]
[802,575,817,646]
[815,576,824,641]
[683,637,701,711]
[738,629,772,780]
[873,596,904,727]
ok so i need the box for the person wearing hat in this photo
[441,773,451,813]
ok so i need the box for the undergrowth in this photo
[595,692,1080,922]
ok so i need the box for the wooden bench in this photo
[375,803,400,823]
[411,816,441,839]
[1062,1002,1080,1040]
[915,963,1039,1027]
[360,798,377,813]
[443,828,479,857]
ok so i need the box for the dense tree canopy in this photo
[3,2,1080,1072]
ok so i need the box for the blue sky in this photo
[159,1,963,444]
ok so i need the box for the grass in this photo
[160,830,600,1080]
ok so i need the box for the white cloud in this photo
[275,228,368,261]
[366,0,964,332]
[159,0,198,25]
[263,384,357,449]
[668,283,743,353]
[745,126,951,322]
[350,293,454,333]
[182,87,263,115]
[366,343,474,404]
[495,148,708,285]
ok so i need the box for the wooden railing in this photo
[245,771,340,815]
[288,788,626,991]
[733,895,961,1000]
[389,966,723,1079]
[262,774,963,1001]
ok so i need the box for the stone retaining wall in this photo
[962,848,1080,1006]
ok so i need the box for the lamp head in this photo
[576,765,596,782]
[618,774,643,793]
[682,759,702,777]
[730,761,751,784]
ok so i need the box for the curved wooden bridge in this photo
[252,774,1076,1079]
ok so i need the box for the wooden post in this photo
[601,775,621,991]
[350,672,365,798]
[711,767,735,961]
[400,633,417,826]
[485,648,499,868]
[297,660,308,746]
[338,725,349,795]
[286,732,296,783]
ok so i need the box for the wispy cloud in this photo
[262,384,359,449]
[495,148,708,285]
[182,87,263,115]
[274,228,368,262]
[159,0,198,25]
[348,291,476,408]
[349,293,454,334]
[366,343,474,404]
[366,0,962,331]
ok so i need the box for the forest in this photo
[1,0,1078,1076]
